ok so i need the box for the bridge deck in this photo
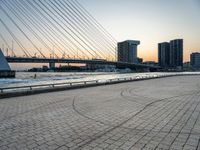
[6,57,160,69]
[0,76,200,150]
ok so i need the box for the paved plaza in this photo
[0,76,200,150]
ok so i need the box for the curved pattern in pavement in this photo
[0,76,200,150]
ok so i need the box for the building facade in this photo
[158,39,183,69]
[191,52,200,68]
[169,39,183,68]
[117,40,140,63]
[158,42,170,68]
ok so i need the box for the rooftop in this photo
[119,40,140,45]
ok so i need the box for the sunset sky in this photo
[1,0,200,70]
[81,0,200,62]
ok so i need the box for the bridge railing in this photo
[0,72,200,95]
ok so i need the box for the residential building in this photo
[117,40,140,63]
[191,52,200,68]
[158,39,183,69]
[169,39,183,68]
[158,42,170,68]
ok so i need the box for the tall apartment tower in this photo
[117,40,140,63]
[191,52,200,68]
[169,39,183,68]
[158,42,170,68]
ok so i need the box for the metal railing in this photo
[0,80,99,94]
[0,72,200,94]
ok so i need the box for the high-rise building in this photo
[158,42,170,68]
[191,52,200,68]
[117,40,140,63]
[158,39,183,68]
[169,39,183,68]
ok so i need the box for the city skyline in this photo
[81,0,200,62]
[0,0,200,70]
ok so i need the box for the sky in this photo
[1,0,200,70]
[80,0,200,62]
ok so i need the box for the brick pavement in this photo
[0,76,200,150]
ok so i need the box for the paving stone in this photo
[0,76,200,150]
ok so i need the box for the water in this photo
[0,72,200,88]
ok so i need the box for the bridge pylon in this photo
[0,49,15,78]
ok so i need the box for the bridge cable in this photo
[68,0,117,60]
[0,0,117,60]
[70,0,118,61]
[55,0,115,60]
[37,0,104,59]
[31,0,96,59]
[6,0,74,59]
[47,0,108,59]
[30,0,92,59]
[21,0,84,59]
[64,0,116,57]
[73,0,117,45]
[2,0,60,59]
[0,4,46,58]
[55,0,115,57]
[12,0,72,58]
[0,32,16,56]
[0,18,31,57]
[51,0,111,59]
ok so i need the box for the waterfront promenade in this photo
[0,76,200,150]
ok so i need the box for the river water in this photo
[0,72,199,88]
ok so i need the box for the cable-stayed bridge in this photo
[0,0,158,71]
